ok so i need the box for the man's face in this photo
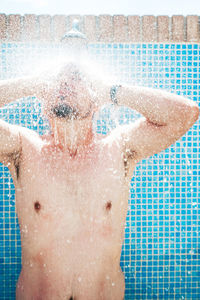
[42,63,95,122]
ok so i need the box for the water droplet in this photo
[43,264,46,268]
[78,276,82,282]
[111,282,115,286]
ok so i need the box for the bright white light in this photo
[1,0,200,15]
[14,0,48,7]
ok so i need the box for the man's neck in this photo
[49,115,96,156]
[52,125,95,158]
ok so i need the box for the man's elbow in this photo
[181,104,199,131]
[189,104,199,124]
[173,104,199,132]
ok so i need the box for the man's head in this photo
[42,61,97,122]
[41,60,100,150]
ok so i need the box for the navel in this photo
[34,201,41,212]
[105,201,112,211]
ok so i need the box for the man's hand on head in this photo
[91,80,113,108]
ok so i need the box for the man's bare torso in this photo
[8,127,135,300]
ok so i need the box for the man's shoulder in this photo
[97,126,125,152]
[17,125,46,148]
[17,125,39,138]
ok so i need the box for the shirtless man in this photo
[0,61,199,300]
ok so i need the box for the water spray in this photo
[61,19,88,59]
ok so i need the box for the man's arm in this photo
[0,76,43,107]
[0,76,43,166]
[113,85,199,162]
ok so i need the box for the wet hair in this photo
[42,60,98,120]
[57,61,87,84]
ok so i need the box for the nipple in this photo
[34,201,41,212]
[106,201,112,211]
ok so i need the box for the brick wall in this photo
[0,14,199,42]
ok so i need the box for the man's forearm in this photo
[116,85,199,126]
[0,76,41,107]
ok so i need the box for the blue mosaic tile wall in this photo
[0,43,199,299]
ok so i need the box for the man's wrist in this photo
[110,85,122,105]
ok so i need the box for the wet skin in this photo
[11,71,134,299]
[11,124,133,300]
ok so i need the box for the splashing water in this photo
[64,125,67,147]
[54,119,59,145]
[68,118,77,149]
[109,104,120,129]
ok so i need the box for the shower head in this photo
[61,19,87,40]
[61,19,88,55]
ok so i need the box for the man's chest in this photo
[17,139,127,214]
[15,139,129,243]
